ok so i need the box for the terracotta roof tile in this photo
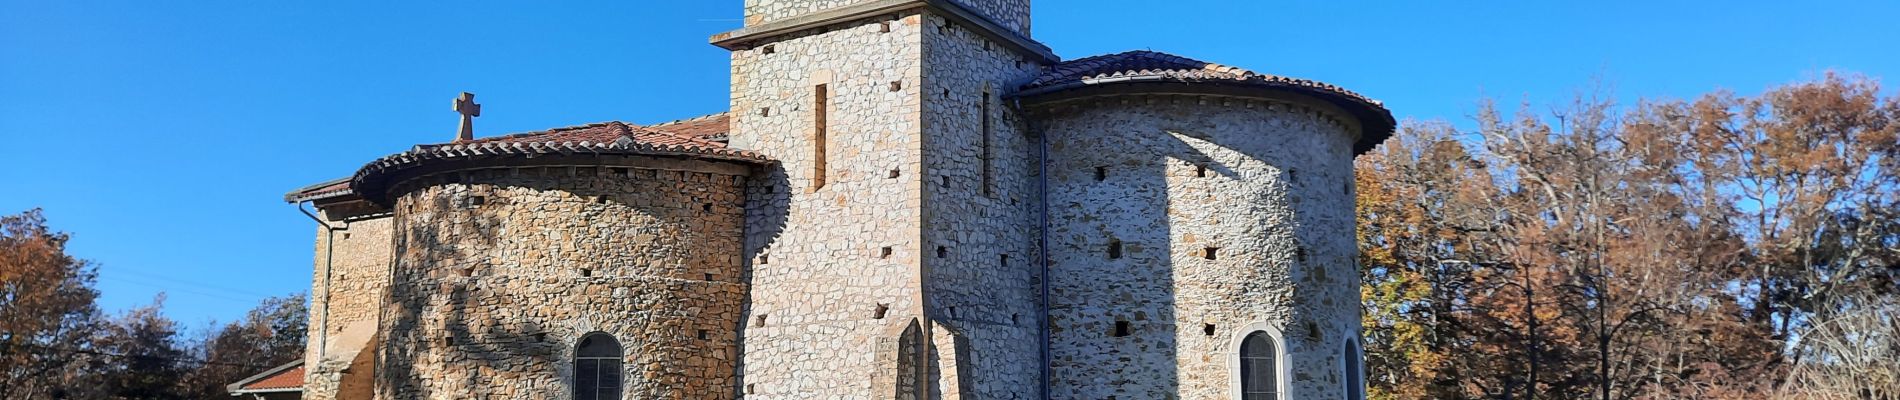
[286,178,353,203]
[242,364,304,390]
[1024,51,1380,105]
[445,121,721,149]
[405,121,764,161]
[228,361,304,393]
[1019,50,1395,154]
[648,112,730,142]
[351,121,771,205]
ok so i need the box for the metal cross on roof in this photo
[453,92,481,142]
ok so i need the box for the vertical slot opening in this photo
[812,84,829,191]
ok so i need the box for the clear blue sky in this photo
[3,0,1896,328]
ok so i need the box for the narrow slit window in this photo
[1108,240,1123,259]
[1205,247,1220,260]
[1112,320,1131,337]
[980,89,993,197]
[1094,166,1108,181]
[813,84,829,191]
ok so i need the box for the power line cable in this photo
[106,268,287,299]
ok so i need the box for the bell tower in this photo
[713,0,1056,398]
[736,0,1032,36]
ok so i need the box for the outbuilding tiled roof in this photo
[1018,50,1395,154]
[648,112,730,142]
[242,364,304,390]
[286,178,353,203]
[227,360,303,394]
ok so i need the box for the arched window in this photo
[1344,338,1364,400]
[574,332,623,400]
[1240,331,1279,400]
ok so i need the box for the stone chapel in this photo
[230,0,1395,398]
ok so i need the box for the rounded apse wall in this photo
[373,162,748,400]
[1037,95,1363,400]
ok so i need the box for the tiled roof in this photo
[228,360,303,393]
[446,121,736,151]
[648,112,730,142]
[1018,50,1395,154]
[351,121,771,205]
[380,120,765,164]
[286,177,353,203]
[242,364,304,390]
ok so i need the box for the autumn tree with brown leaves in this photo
[177,294,308,399]
[0,209,310,399]
[0,209,104,399]
[1358,74,1897,400]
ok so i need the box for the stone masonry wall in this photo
[373,163,748,400]
[727,13,927,398]
[917,12,1046,399]
[304,213,391,400]
[1037,95,1363,400]
[742,0,1030,37]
